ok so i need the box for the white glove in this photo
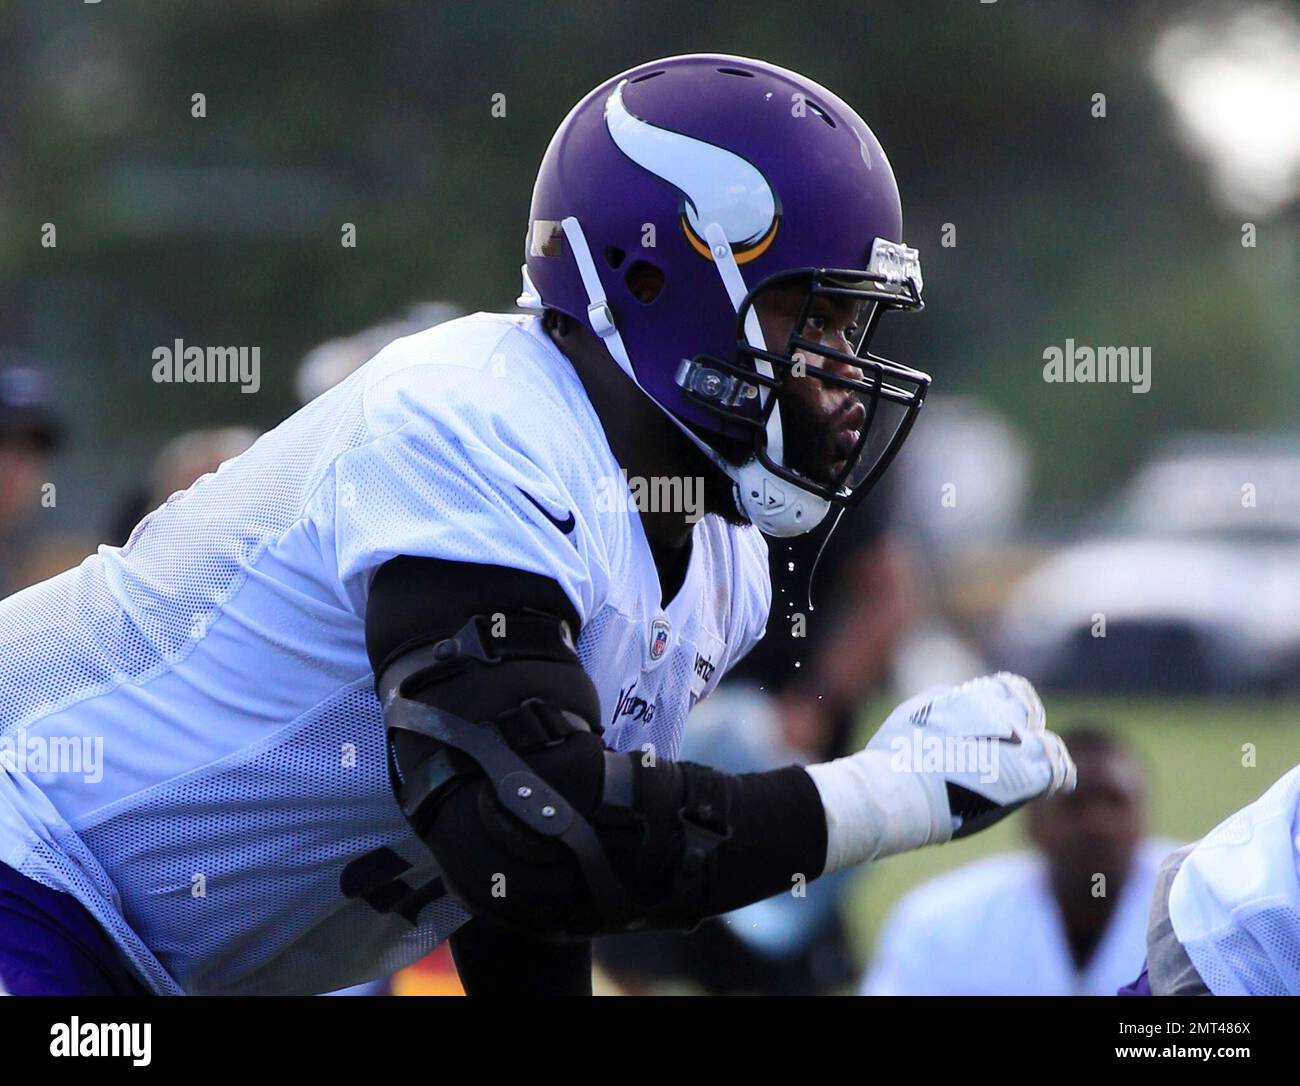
[806,673,1075,873]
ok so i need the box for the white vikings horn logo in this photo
[604,81,780,264]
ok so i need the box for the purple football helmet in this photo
[519,53,929,536]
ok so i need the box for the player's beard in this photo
[704,464,751,526]
[777,381,869,489]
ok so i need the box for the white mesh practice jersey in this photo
[1169,762,1300,995]
[0,313,771,995]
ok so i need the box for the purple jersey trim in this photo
[0,862,150,996]
[1117,962,1152,997]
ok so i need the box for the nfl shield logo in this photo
[650,618,671,662]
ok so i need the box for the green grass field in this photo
[843,696,1300,959]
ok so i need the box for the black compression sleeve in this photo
[613,755,827,920]
[708,764,828,913]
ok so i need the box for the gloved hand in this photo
[806,673,1076,873]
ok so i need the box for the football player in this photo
[0,54,1073,996]
[1121,760,1300,996]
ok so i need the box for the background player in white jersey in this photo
[0,54,1073,996]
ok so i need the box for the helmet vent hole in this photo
[807,101,836,128]
[625,261,664,305]
[630,70,665,83]
[717,67,755,78]
[604,246,625,269]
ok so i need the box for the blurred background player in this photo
[862,728,1174,995]
[596,487,917,994]
[0,363,63,597]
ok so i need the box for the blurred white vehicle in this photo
[999,436,1300,693]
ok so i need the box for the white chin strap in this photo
[529,216,830,538]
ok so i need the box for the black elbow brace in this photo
[377,609,823,939]
[380,608,633,935]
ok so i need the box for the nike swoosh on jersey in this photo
[517,487,576,534]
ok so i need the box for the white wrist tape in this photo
[806,750,952,874]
